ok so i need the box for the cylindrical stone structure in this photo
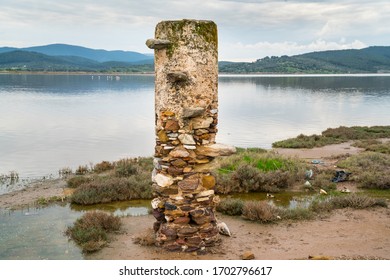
[146,19,223,252]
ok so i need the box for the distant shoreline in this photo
[2,70,390,76]
[0,71,155,75]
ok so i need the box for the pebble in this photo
[241,251,255,260]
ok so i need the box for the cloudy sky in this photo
[1,0,389,61]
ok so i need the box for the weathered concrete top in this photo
[147,19,218,130]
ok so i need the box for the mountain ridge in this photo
[1,44,390,73]
[0,43,153,64]
[219,46,390,73]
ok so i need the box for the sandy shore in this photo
[1,141,389,260]
[85,208,390,260]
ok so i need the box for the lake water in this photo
[1,73,390,185]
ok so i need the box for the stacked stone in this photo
[146,19,233,252]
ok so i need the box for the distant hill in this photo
[0,44,153,63]
[0,50,153,72]
[2,44,390,73]
[0,44,154,72]
[219,46,390,74]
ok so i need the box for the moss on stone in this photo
[194,21,218,48]
[157,19,217,58]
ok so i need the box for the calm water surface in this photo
[1,73,389,185]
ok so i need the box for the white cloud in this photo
[0,0,390,59]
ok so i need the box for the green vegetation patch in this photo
[215,148,307,194]
[65,211,121,253]
[217,193,387,223]
[69,157,153,205]
[272,126,390,148]
[311,193,387,212]
[353,139,390,154]
[216,198,244,216]
[337,152,390,189]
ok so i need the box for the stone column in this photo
[146,19,234,252]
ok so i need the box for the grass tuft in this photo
[65,211,121,253]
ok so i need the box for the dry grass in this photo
[242,201,279,223]
[93,161,114,173]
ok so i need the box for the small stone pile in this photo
[146,19,235,252]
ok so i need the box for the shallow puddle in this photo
[0,201,150,260]
[227,191,312,208]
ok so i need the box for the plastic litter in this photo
[331,170,351,183]
[305,169,313,179]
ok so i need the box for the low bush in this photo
[115,157,153,177]
[216,198,244,216]
[322,126,390,140]
[330,194,387,209]
[353,140,390,154]
[215,149,306,194]
[272,125,390,148]
[70,175,152,205]
[310,170,337,192]
[75,165,89,175]
[67,176,92,188]
[337,152,390,189]
[93,161,114,173]
[242,201,279,223]
[311,194,387,212]
[69,157,154,205]
[65,211,121,253]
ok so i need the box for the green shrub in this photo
[272,125,390,148]
[337,152,390,189]
[353,140,390,154]
[70,175,152,205]
[67,176,92,188]
[216,198,244,216]
[215,149,306,194]
[65,211,121,253]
